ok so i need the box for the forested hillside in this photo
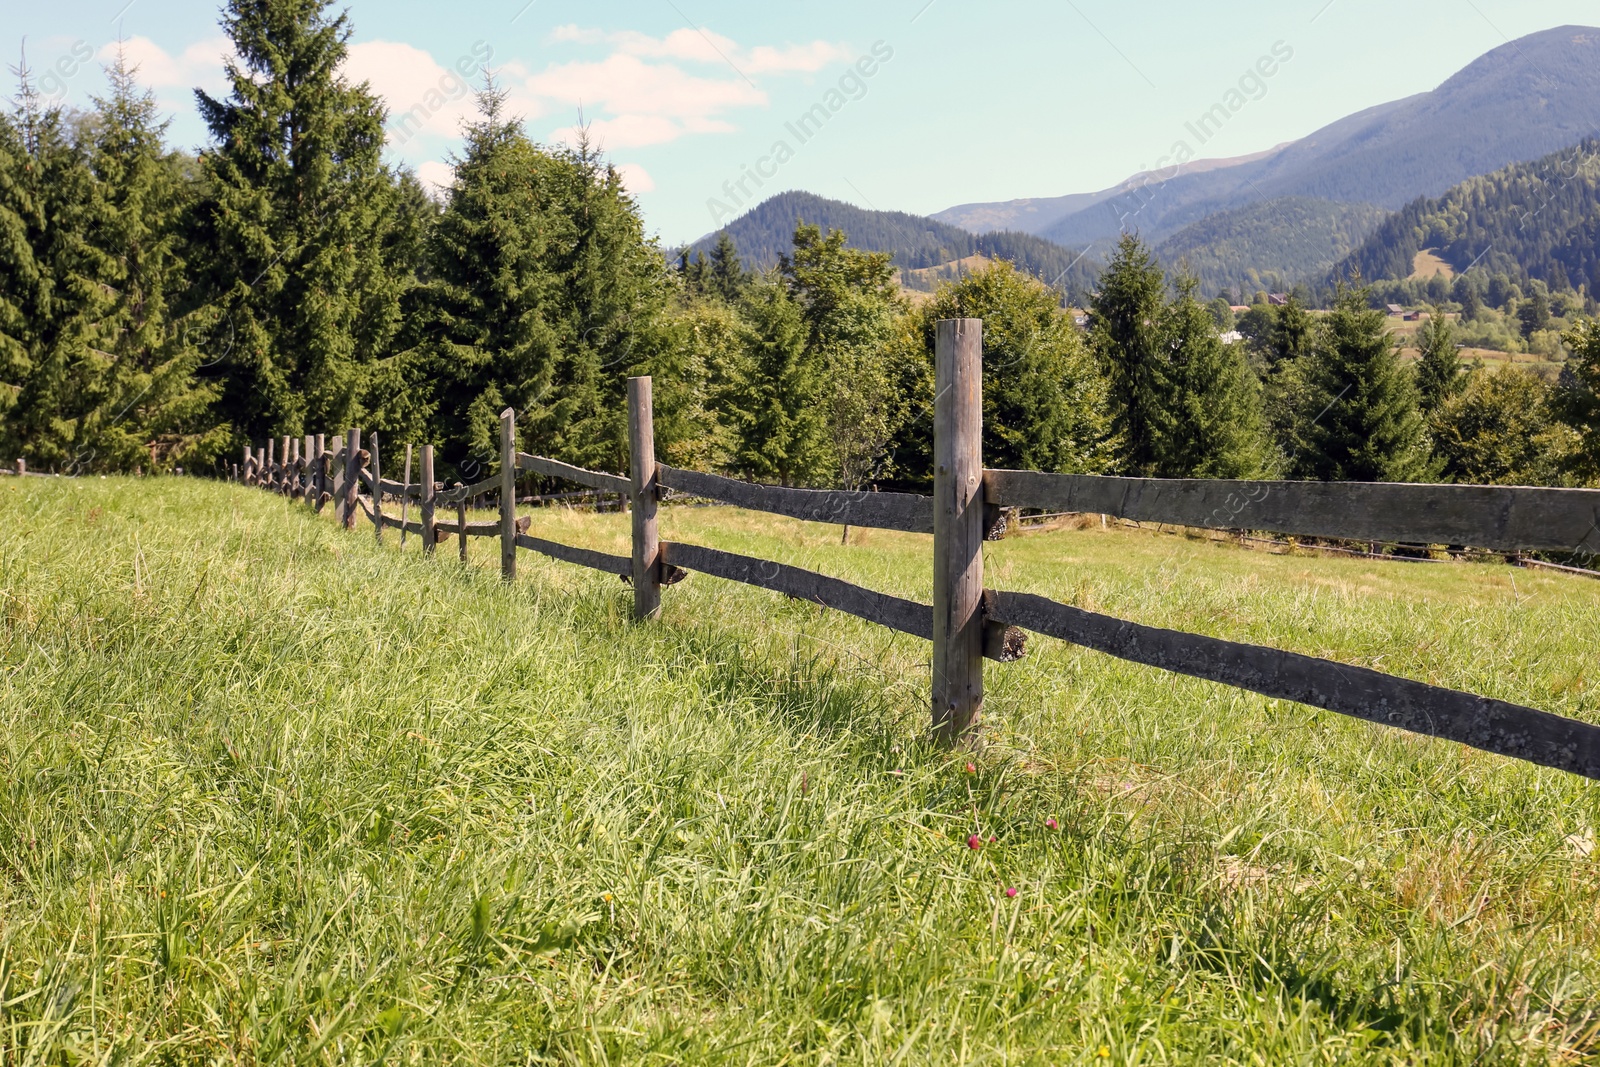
[1155,197,1388,297]
[1335,138,1600,296]
[689,191,1100,299]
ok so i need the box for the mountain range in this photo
[935,26,1600,251]
[692,26,1600,302]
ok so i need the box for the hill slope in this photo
[1334,137,1600,292]
[1033,26,1600,250]
[1155,197,1389,297]
[690,191,1100,298]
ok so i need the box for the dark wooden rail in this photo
[986,591,1600,780]
[657,466,934,534]
[985,470,1600,554]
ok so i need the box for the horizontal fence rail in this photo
[225,321,1600,788]
[986,591,1600,780]
[517,453,631,494]
[662,542,1025,663]
[517,534,633,578]
[658,465,934,534]
[986,470,1600,554]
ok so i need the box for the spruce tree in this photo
[707,232,746,303]
[0,61,108,470]
[192,0,410,442]
[1090,233,1169,475]
[1155,278,1270,478]
[1414,307,1464,415]
[1292,287,1434,482]
[728,279,829,485]
[79,48,222,471]
[1271,294,1316,366]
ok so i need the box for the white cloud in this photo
[532,25,853,149]
[614,163,655,194]
[416,160,455,198]
[99,35,234,95]
[345,40,488,142]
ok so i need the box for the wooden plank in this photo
[421,445,437,556]
[400,444,413,547]
[517,534,634,577]
[302,435,315,505]
[986,590,1600,781]
[933,317,985,745]
[516,452,631,494]
[330,436,347,520]
[663,541,931,639]
[341,429,361,530]
[628,377,660,620]
[983,470,1600,555]
[501,409,517,582]
[656,465,935,534]
[371,431,383,543]
[433,516,503,538]
[435,473,502,505]
[314,434,327,509]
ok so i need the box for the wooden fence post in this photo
[932,318,985,746]
[15,458,24,476]
[371,431,383,543]
[628,376,660,620]
[456,486,468,562]
[343,428,361,530]
[315,434,327,509]
[266,438,275,489]
[400,444,413,547]
[331,435,347,522]
[240,445,251,485]
[500,409,517,581]
[421,445,437,555]
[302,434,314,504]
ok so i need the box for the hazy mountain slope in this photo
[933,146,1290,236]
[1333,137,1600,293]
[690,191,1100,297]
[1038,26,1600,249]
[1155,197,1388,298]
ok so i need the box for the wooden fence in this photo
[232,318,1600,781]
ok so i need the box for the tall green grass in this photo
[2,477,1599,1064]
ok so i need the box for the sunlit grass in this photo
[3,476,1599,1063]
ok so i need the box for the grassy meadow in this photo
[3,476,1600,1063]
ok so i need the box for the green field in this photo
[4,477,1600,1064]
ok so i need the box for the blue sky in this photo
[5,0,1598,245]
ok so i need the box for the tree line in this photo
[4,0,1600,494]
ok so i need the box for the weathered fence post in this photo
[400,444,414,547]
[331,435,347,522]
[500,409,517,582]
[421,445,437,555]
[932,318,985,746]
[455,486,468,563]
[302,434,314,504]
[266,438,276,489]
[314,434,328,509]
[342,428,361,530]
[371,431,384,543]
[628,376,660,620]
[240,445,251,485]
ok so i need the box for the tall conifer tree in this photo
[192,0,409,441]
[1090,234,1168,475]
[1156,278,1270,478]
[1292,287,1434,482]
[0,61,108,469]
